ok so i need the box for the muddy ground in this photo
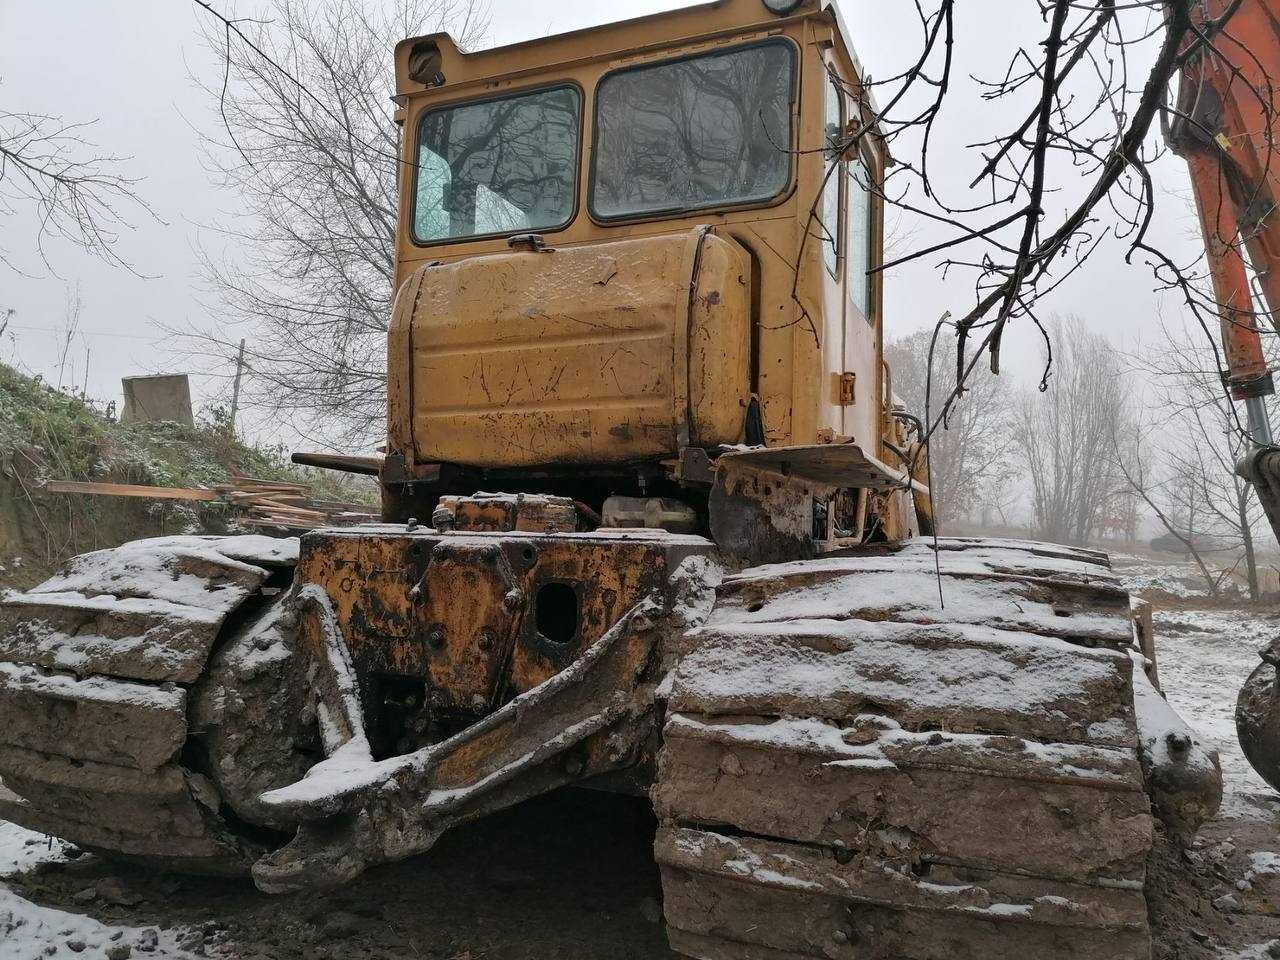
[3,789,674,960]
[3,782,1280,959]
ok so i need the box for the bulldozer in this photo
[0,1,1223,956]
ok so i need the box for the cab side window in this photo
[847,151,873,319]
[821,74,843,277]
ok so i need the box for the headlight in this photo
[762,0,804,14]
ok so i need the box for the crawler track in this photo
[654,537,1154,960]
[0,535,298,873]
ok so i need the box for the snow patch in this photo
[1153,608,1280,817]
[1,819,198,959]
[0,821,67,877]
[1221,942,1280,960]
[0,885,192,959]
[1247,851,1280,878]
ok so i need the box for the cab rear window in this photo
[413,85,581,243]
[590,40,796,220]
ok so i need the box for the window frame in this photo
[846,144,877,321]
[586,37,801,225]
[408,80,586,248]
[822,69,845,280]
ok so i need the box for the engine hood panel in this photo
[389,228,752,468]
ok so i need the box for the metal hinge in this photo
[837,372,856,405]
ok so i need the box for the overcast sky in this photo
[0,0,1202,437]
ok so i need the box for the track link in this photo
[0,535,298,873]
[654,537,1153,960]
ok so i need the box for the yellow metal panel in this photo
[403,230,751,467]
[689,233,752,445]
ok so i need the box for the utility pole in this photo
[229,338,246,438]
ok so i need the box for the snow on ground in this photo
[0,820,68,875]
[1222,943,1280,959]
[1114,554,1222,600]
[1249,851,1280,878]
[0,820,194,959]
[1154,607,1280,818]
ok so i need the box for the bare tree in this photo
[187,0,489,446]
[885,329,1012,527]
[1012,317,1135,546]
[799,1,1275,480]
[55,282,83,391]
[1113,425,1236,598]
[1122,321,1275,599]
[0,93,152,272]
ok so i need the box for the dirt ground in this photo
[2,789,675,960]
[3,549,1280,958]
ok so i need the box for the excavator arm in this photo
[1168,0,1278,412]
[1167,0,1280,790]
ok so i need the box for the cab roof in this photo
[393,0,880,129]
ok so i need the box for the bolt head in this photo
[1166,731,1193,754]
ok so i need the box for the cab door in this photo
[817,57,847,440]
[840,87,882,450]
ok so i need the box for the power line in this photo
[5,323,169,342]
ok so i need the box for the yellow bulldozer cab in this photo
[386,0,891,481]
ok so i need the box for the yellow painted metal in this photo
[391,229,751,467]
[386,0,897,492]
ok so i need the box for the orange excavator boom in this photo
[1167,0,1280,791]
[1168,0,1279,407]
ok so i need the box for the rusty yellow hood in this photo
[388,228,752,469]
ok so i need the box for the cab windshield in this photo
[413,85,581,243]
[590,40,796,219]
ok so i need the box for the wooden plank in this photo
[241,517,316,530]
[43,480,219,501]
[249,500,327,519]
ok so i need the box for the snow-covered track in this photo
[0,535,297,873]
[654,537,1154,960]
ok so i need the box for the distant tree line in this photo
[890,315,1274,601]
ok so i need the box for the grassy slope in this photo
[0,362,376,590]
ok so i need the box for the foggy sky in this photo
[0,0,1202,435]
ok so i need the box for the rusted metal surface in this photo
[251,585,697,893]
[432,492,577,533]
[709,462,817,564]
[294,525,710,722]
[716,439,926,491]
